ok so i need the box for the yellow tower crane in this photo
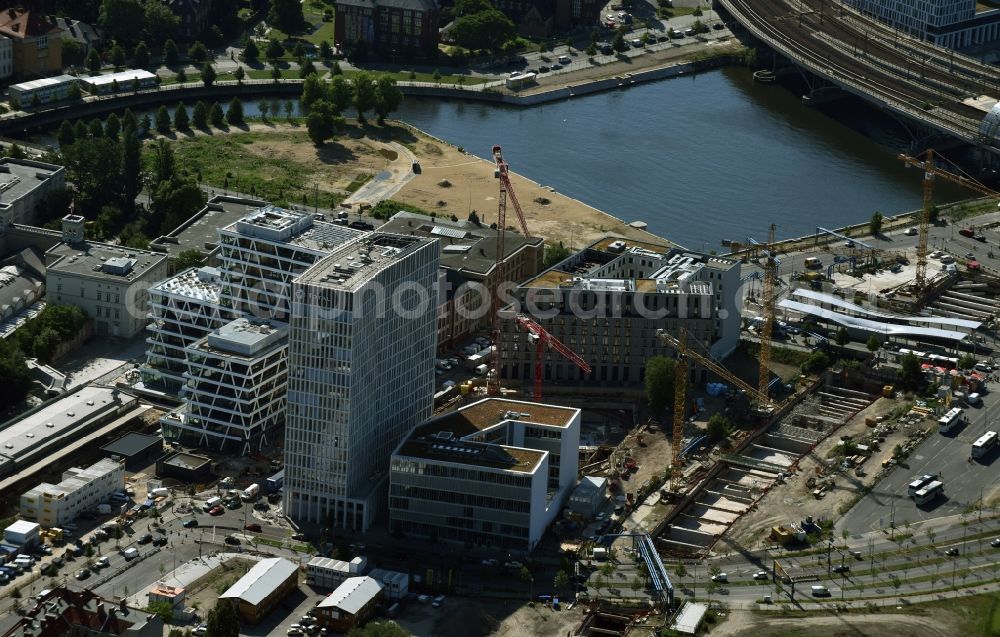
[899,150,1000,289]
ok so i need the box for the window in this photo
[36,36,47,50]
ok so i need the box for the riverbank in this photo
[155,120,677,250]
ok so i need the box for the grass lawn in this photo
[147,129,329,208]
[908,593,1000,636]
[269,0,337,47]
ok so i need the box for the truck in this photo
[265,470,284,493]
[241,484,260,501]
[474,364,488,376]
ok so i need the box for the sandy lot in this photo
[711,609,962,637]
[394,133,675,250]
[394,596,583,637]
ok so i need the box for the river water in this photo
[393,67,973,249]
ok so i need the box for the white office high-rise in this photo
[283,233,438,531]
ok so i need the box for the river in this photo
[393,67,974,249]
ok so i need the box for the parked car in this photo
[904,226,918,235]
[95,557,110,569]
[138,533,153,545]
[811,585,830,597]
[76,568,90,580]
[990,538,1000,547]
[245,523,262,533]
[348,221,374,231]
[183,518,199,528]
[481,558,499,567]
[710,572,728,582]
[208,505,224,516]
[224,536,241,546]
[558,55,571,64]
[153,536,168,547]
[753,571,768,580]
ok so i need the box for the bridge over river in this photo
[720,0,1000,159]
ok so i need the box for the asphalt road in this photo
[838,393,1000,535]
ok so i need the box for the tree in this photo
[192,101,208,128]
[57,120,76,148]
[899,352,923,389]
[293,42,306,62]
[644,356,677,415]
[174,102,189,129]
[867,335,880,353]
[284,100,294,121]
[266,39,284,62]
[301,73,324,112]
[675,562,688,581]
[331,61,343,75]
[175,68,187,83]
[201,62,217,87]
[85,47,102,74]
[958,353,975,370]
[554,570,570,592]
[306,100,336,145]
[374,75,403,124]
[110,43,126,70]
[345,622,411,637]
[451,10,515,52]
[234,65,245,84]
[68,83,82,101]
[328,76,353,114]
[74,120,89,140]
[143,0,179,45]
[146,600,174,622]
[155,105,171,134]
[209,102,225,128]
[269,0,306,33]
[707,413,729,442]
[88,119,104,138]
[259,100,270,121]
[455,0,493,16]
[226,97,244,126]
[612,30,627,52]
[133,40,150,68]
[163,38,179,65]
[543,241,571,267]
[300,59,317,78]
[586,41,597,56]
[271,63,282,82]
[99,0,145,47]
[801,350,831,374]
[869,211,884,236]
[242,38,259,63]
[835,326,850,346]
[519,565,534,599]
[320,40,333,60]
[188,41,208,63]
[174,250,206,270]
[205,598,239,637]
[121,126,142,214]
[353,72,377,120]
[105,113,121,140]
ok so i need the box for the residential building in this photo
[312,576,383,634]
[499,238,741,389]
[143,201,359,394]
[19,458,125,527]
[378,211,544,353]
[159,317,288,454]
[78,69,158,94]
[52,16,102,58]
[284,233,438,532]
[493,0,603,37]
[0,8,62,78]
[0,157,65,226]
[845,0,1000,48]
[307,556,367,589]
[1,588,163,637]
[0,35,11,78]
[218,557,299,624]
[46,215,169,338]
[163,0,214,39]
[389,398,580,552]
[142,266,231,392]
[334,0,440,58]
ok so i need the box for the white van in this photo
[123,548,139,560]
[203,497,222,511]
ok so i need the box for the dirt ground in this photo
[721,396,912,551]
[394,135,675,250]
[394,596,583,637]
[710,608,963,637]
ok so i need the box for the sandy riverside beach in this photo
[393,126,677,251]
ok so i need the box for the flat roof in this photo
[671,601,708,634]
[202,318,288,358]
[433,398,578,433]
[5,520,38,535]
[100,432,162,458]
[0,387,137,463]
[151,267,221,303]
[46,241,166,283]
[220,204,363,253]
[380,211,542,277]
[295,233,433,291]
[591,236,673,254]
[317,576,382,614]
[81,69,156,87]
[160,451,211,470]
[9,74,76,92]
[791,288,982,329]
[0,158,63,205]
[778,299,969,341]
[522,268,575,289]
[151,197,266,259]
[219,557,298,606]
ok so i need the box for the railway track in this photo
[722,0,993,144]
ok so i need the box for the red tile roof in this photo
[0,8,61,40]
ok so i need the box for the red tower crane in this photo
[514,314,592,401]
[487,145,532,397]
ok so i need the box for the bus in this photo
[972,431,998,459]
[907,474,937,497]
[938,408,964,433]
[914,480,944,505]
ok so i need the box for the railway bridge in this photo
[719,0,1000,160]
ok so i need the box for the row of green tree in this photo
[55,109,205,249]
[150,98,246,135]
[97,0,241,49]
[301,73,403,145]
